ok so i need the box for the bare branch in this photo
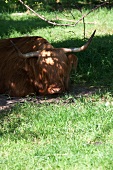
[18,0,76,26]
[18,0,109,27]
[52,18,97,24]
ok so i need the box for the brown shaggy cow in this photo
[0,30,96,97]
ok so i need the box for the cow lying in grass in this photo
[0,30,96,97]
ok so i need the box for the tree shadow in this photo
[52,33,113,92]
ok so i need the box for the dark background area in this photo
[0,0,113,12]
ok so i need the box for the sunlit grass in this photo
[1,97,113,169]
[1,8,113,38]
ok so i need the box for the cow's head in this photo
[11,30,96,95]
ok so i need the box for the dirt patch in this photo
[0,85,100,112]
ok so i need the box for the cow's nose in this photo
[48,86,64,94]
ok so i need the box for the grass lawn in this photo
[0,6,113,170]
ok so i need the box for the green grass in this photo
[1,97,113,170]
[0,7,113,170]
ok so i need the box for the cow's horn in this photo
[19,51,41,58]
[62,30,96,53]
[10,40,40,58]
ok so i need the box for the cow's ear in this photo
[67,54,78,70]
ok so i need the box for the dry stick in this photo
[82,12,86,40]
[83,17,85,39]
[52,18,96,24]
[70,3,86,38]
[70,10,76,20]
[18,0,74,26]
[18,0,108,27]
[52,15,97,24]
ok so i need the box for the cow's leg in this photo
[67,54,78,70]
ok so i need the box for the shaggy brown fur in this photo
[0,36,77,97]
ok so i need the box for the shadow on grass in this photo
[0,14,50,38]
[52,34,113,90]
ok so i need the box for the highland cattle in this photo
[0,30,96,97]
